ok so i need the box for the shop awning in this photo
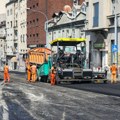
[50,38,86,46]
[11,57,17,62]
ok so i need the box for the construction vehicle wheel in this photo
[103,80,108,84]
[56,81,60,85]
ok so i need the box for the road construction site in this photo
[0,72,120,120]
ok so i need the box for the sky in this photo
[0,1,6,14]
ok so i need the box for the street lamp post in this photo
[26,8,49,48]
[17,0,20,70]
[114,0,118,66]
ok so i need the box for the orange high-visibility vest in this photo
[4,65,9,73]
[31,65,36,73]
[27,65,31,71]
[110,65,117,74]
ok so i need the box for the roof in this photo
[6,0,18,7]
[50,38,86,46]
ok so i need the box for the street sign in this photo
[112,45,118,52]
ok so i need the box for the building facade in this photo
[85,0,120,71]
[0,14,6,70]
[6,0,27,70]
[27,0,84,48]
[47,2,87,67]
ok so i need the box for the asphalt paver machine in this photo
[50,38,93,83]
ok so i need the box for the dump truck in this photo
[23,48,52,82]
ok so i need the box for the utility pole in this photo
[114,0,118,66]
[17,0,20,70]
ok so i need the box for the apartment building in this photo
[85,0,120,70]
[48,2,86,49]
[0,14,6,70]
[6,0,27,70]
[27,0,84,48]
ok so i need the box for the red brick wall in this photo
[27,0,84,47]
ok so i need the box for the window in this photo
[16,20,18,27]
[86,2,89,7]
[111,0,115,14]
[36,3,39,6]
[10,9,12,15]
[7,10,9,16]
[23,35,25,42]
[72,29,75,38]
[109,17,114,26]
[30,21,32,24]
[33,20,35,23]
[36,18,39,22]
[81,4,86,13]
[10,21,12,28]
[36,33,39,37]
[33,5,35,8]
[112,0,115,3]
[21,35,22,42]
[93,2,99,27]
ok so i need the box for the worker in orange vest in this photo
[26,63,31,82]
[50,64,56,85]
[4,63,10,83]
[31,64,37,82]
[110,63,118,83]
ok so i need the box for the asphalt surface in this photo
[59,81,120,97]
[0,72,120,120]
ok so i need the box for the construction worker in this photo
[4,63,10,83]
[31,64,37,82]
[110,63,118,83]
[26,63,31,82]
[50,64,56,85]
[104,65,109,78]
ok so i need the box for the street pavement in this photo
[0,72,120,120]
[0,74,120,120]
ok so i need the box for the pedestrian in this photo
[4,63,10,83]
[110,63,118,84]
[50,64,56,85]
[104,65,109,78]
[26,63,31,82]
[31,64,37,82]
